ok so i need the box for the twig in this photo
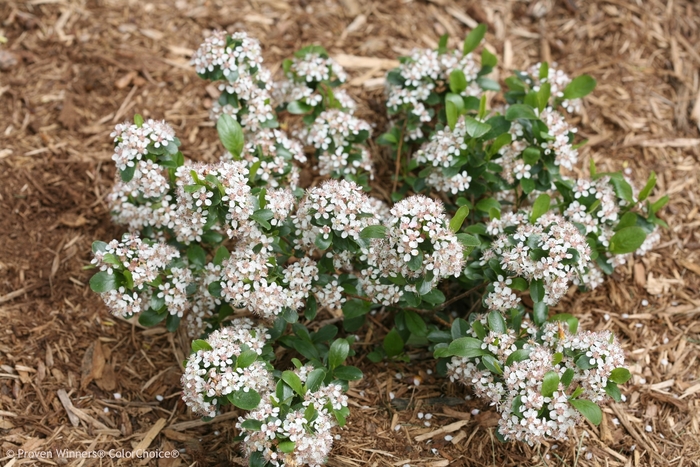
[391,119,408,194]
[432,283,485,312]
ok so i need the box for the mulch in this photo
[1,0,699,465]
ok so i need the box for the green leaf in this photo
[463,24,487,55]
[609,226,647,254]
[541,371,560,397]
[165,313,180,332]
[505,348,531,366]
[329,338,350,369]
[463,116,491,138]
[228,388,261,410]
[249,452,266,467]
[520,178,535,194]
[449,69,468,94]
[333,365,363,381]
[437,33,449,55]
[481,354,503,374]
[505,104,538,121]
[445,93,463,130]
[90,271,120,293]
[552,352,563,366]
[452,318,470,339]
[476,76,500,91]
[237,349,258,368]
[481,47,497,68]
[610,175,634,203]
[191,339,212,352]
[529,279,545,303]
[314,233,332,251]
[538,62,549,80]
[650,195,669,214]
[537,82,551,112]
[489,133,512,156]
[287,100,312,114]
[561,368,575,387]
[92,241,108,254]
[383,328,404,357]
[533,301,548,326]
[342,298,372,319]
[360,225,388,239]
[530,193,551,224]
[569,398,602,426]
[609,368,632,384]
[186,244,207,268]
[447,337,485,358]
[277,441,295,453]
[476,197,501,214]
[405,310,428,336]
[638,171,656,202]
[522,147,541,165]
[213,246,230,266]
[305,368,326,392]
[217,114,244,158]
[487,311,506,334]
[510,277,528,291]
[576,354,595,370]
[240,419,263,431]
[605,381,622,402]
[563,75,596,99]
[282,370,305,396]
[449,206,470,233]
[550,313,579,334]
[134,113,144,127]
[407,251,423,272]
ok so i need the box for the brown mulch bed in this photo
[1,0,700,465]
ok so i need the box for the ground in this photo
[1,0,700,466]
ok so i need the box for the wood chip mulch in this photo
[1,0,699,465]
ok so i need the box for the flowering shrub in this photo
[88,25,668,464]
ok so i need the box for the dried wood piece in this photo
[56,389,81,427]
[333,54,399,70]
[414,420,469,442]
[132,418,167,454]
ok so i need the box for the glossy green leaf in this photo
[217,114,244,158]
[229,388,261,410]
[569,398,602,425]
[609,226,646,254]
[563,75,596,99]
[463,24,487,55]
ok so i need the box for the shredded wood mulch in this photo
[1,0,699,465]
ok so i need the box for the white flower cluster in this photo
[482,211,591,306]
[92,234,180,318]
[386,48,481,129]
[538,107,579,171]
[192,31,275,132]
[527,62,582,113]
[220,246,319,319]
[563,176,660,289]
[111,119,176,172]
[301,109,374,180]
[181,319,273,418]
[225,128,306,190]
[186,262,222,338]
[237,379,348,467]
[273,50,352,111]
[294,179,378,252]
[447,317,625,445]
[414,117,472,194]
[365,195,465,284]
[158,266,194,317]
